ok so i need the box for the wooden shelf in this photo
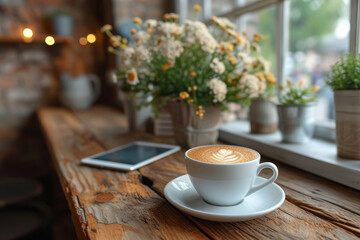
[0,35,73,44]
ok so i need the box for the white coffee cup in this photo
[185,145,278,206]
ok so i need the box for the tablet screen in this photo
[93,144,173,165]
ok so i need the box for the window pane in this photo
[234,0,262,7]
[238,6,277,74]
[286,0,350,120]
[212,0,236,15]
[187,0,205,19]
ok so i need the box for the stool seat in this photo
[0,178,43,207]
[0,204,51,240]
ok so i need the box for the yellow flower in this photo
[169,13,179,19]
[286,79,292,86]
[163,13,170,20]
[258,72,265,81]
[133,17,142,24]
[110,36,120,47]
[236,35,243,45]
[162,62,172,71]
[312,86,320,92]
[193,86,197,91]
[172,29,179,36]
[219,45,226,52]
[299,79,304,86]
[164,13,179,21]
[252,62,258,67]
[126,68,139,85]
[156,38,162,46]
[280,84,285,89]
[179,91,189,99]
[253,33,264,42]
[228,56,237,65]
[196,106,205,119]
[122,38,128,44]
[130,28,136,34]
[187,99,193,104]
[190,72,197,77]
[188,86,192,92]
[266,73,276,84]
[193,4,202,12]
[227,44,233,51]
[227,77,232,84]
[101,24,112,32]
[147,28,153,33]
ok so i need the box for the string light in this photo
[23,28,33,38]
[86,34,96,43]
[45,36,55,45]
[79,37,87,46]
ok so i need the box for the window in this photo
[211,0,235,15]
[177,0,358,134]
[238,6,277,73]
[287,0,350,120]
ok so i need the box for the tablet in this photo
[81,141,181,171]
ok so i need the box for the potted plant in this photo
[101,6,273,148]
[277,80,319,143]
[224,34,278,134]
[327,53,360,159]
[52,9,73,36]
[247,68,278,134]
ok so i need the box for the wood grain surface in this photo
[38,107,208,240]
[38,106,360,240]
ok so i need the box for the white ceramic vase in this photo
[249,99,278,134]
[166,99,221,148]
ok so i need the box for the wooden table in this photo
[38,106,360,240]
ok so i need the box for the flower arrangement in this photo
[279,79,319,105]
[102,5,276,118]
[327,53,360,90]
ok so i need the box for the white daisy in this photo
[126,68,139,85]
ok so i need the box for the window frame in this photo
[175,0,358,142]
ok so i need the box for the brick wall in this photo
[0,0,99,170]
[112,0,171,26]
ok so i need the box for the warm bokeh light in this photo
[45,36,55,45]
[79,37,88,45]
[23,28,33,38]
[87,34,96,43]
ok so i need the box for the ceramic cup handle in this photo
[245,162,278,197]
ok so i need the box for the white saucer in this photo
[164,174,285,222]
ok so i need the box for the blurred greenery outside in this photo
[254,0,348,119]
[257,0,348,78]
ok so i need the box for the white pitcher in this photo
[60,73,100,110]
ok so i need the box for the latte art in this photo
[211,149,244,163]
[187,145,258,164]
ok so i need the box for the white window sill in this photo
[219,120,360,191]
